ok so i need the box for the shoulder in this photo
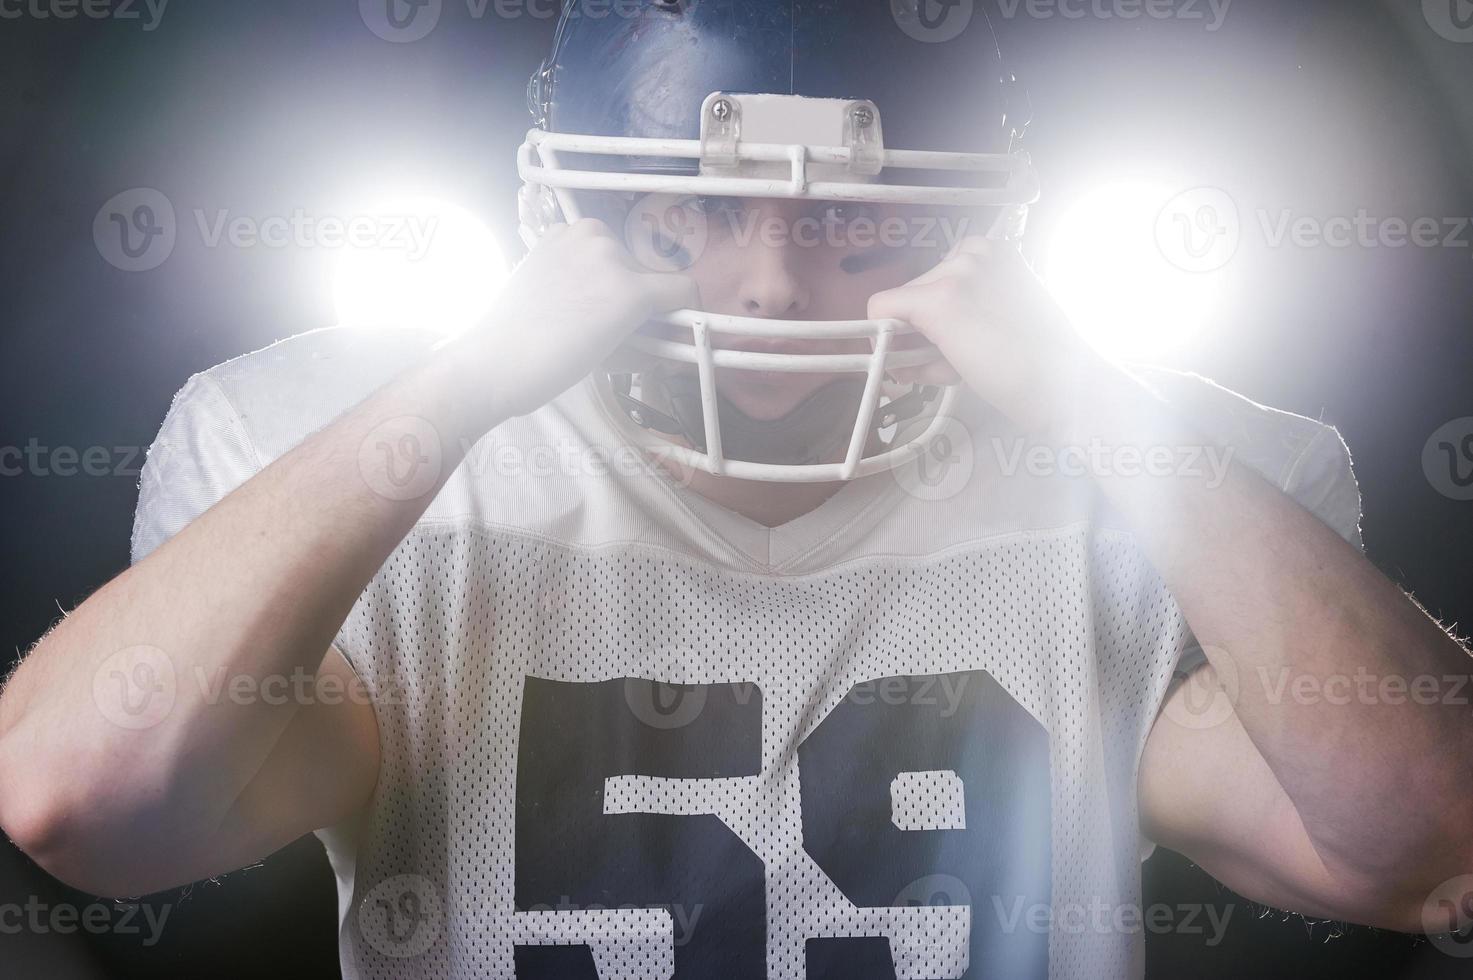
[187,326,441,465]
[866,365,1363,561]
[131,327,448,561]
[1125,363,1363,549]
[1126,364,1342,482]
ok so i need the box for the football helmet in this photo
[519,0,1040,483]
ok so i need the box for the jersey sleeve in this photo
[131,372,265,564]
[1282,422,1364,550]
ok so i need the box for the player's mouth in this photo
[713,336,869,391]
[716,336,852,358]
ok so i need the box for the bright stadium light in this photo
[1045,180,1227,364]
[332,196,506,336]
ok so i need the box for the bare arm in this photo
[0,219,696,898]
[1089,371,1473,932]
[0,358,475,897]
[869,235,1473,934]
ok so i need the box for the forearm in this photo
[1063,366,1473,888]
[0,347,493,869]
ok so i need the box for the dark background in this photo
[1,0,1470,976]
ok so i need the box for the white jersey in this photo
[131,327,1362,980]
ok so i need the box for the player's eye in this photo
[690,195,744,216]
[821,202,879,229]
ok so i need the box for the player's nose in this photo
[737,237,811,319]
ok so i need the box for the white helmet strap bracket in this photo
[698,93,886,184]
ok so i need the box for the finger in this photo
[934,232,989,266]
[640,272,701,313]
[950,235,994,260]
[904,252,987,289]
[868,279,931,326]
[889,358,962,387]
[568,217,613,239]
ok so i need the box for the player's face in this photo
[638,195,974,422]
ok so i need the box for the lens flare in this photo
[332,196,506,336]
[1046,180,1225,363]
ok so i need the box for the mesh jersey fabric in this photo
[130,326,1363,980]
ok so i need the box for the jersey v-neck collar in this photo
[661,466,904,573]
[569,376,907,575]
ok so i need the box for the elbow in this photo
[0,764,75,881]
[1396,853,1473,937]
[0,743,138,898]
[1320,850,1473,936]
[1,798,151,899]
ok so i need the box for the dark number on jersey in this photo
[514,670,1050,978]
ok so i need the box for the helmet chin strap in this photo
[611,367,940,469]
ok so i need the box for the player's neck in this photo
[677,467,845,528]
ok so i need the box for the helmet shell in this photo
[531,0,1026,160]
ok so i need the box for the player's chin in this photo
[716,370,857,422]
